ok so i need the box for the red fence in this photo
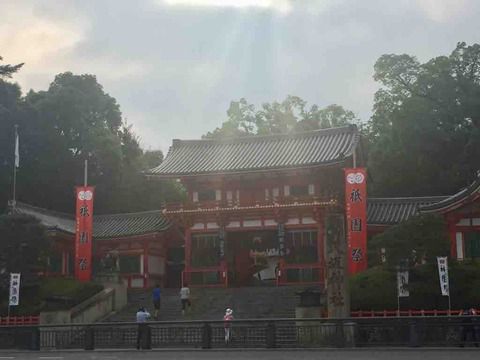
[0,316,40,326]
[350,309,474,317]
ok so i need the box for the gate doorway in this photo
[226,230,279,286]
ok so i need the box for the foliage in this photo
[0,214,50,297]
[368,42,480,196]
[0,67,184,214]
[351,261,480,311]
[368,214,450,267]
[0,56,23,78]
[204,95,359,138]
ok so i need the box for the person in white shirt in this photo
[180,283,191,315]
[136,307,151,349]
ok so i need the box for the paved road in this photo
[0,349,479,360]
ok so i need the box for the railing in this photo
[2,317,480,350]
[276,263,325,286]
[165,194,339,213]
[351,309,476,317]
[182,266,228,288]
[0,316,39,326]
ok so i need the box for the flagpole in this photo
[12,125,18,207]
[448,295,451,316]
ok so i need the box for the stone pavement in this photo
[0,349,479,360]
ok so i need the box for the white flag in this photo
[397,270,409,297]
[14,126,19,168]
[437,257,450,296]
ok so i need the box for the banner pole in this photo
[397,295,400,317]
[448,295,451,316]
[12,125,18,206]
[84,159,88,187]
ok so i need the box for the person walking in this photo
[223,308,234,344]
[180,283,191,316]
[152,284,161,320]
[136,307,151,350]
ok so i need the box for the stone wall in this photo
[40,284,127,325]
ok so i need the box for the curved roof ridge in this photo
[149,125,359,177]
[173,125,357,146]
[368,196,448,202]
[420,173,480,213]
[94,209,165,219]
[15,201,74,219]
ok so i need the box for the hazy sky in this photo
[1,0,480,152]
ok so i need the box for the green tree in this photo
[0,56,23,78]
[368,42,480,196]
[368,214,450,268]
[0,70,183,214]
[0,214,50,294]
[204,96,358,138]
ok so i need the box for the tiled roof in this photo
[12,202,171,239]
[93,211,171,239]
[13,202,75,234]
[147,125,360,177]
[367,196,447,226]
[420,174,480,213]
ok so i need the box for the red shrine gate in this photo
[147,125,364,287]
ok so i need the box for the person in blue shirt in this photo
[152,284,161,320]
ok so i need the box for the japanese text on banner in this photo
[437,256,450,296]
[397,271,409,297]
[75,186,94,282]
[344,168,367,274]
[9,273,21,306]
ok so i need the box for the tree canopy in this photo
[367,42,480,196]
[0,67,183,214]
[0,56,23,79]
[203,96,359,139]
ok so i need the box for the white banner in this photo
[437,257,450,296]
[9,273,21,306]
[397,270,409,297]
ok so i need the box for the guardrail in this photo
[1,316,480,350]
[351,310,474,317]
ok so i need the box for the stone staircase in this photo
[104,285,315,322]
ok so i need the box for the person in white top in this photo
[180,283,191,315]
[136,307,151,350]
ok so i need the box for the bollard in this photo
[266,321,276,349]
[343,322,357,348]
[202,323,212,349]
[409,321,420,347]
[84,326,95,350]
[143,325,152,350]
[29,327,40,351]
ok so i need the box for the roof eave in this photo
[145,158,351,179]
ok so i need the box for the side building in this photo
[12,203,184,288]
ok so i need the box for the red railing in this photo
[350,309,475,317]
[0,316,40,326]
[182,265,228,288]
[276,262,325,286]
